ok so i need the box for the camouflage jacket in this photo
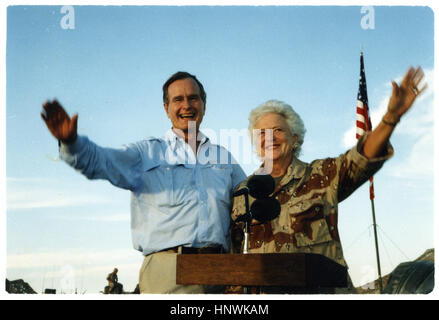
[231,133,393,269]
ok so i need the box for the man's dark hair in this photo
[162,71,207,105]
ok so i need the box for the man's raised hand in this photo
[41,99,78,143]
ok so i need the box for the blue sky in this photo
[4,4,435,295]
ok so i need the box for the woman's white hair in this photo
[248,99,306,157]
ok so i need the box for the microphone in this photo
[233,174,275,199]
[251,198,281,223]
[234,198,281,224]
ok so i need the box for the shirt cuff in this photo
[353,132,394,169]
[59,135,86,155]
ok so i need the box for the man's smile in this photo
[179,112,196,119]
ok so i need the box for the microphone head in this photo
[247,174,275,199]
[250,198,281,223]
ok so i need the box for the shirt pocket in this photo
[202,164,233,205]
[289,199,333,248]
[171,164,194,205]
[139,163,173,208]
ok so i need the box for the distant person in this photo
[231,67,426,293]
[41,72,246,293]
[106,268,119,292]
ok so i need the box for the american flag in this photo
[356,51,375,200]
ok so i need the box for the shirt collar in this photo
[163,129,212,166]
[164,129,179,151]
[285,156,307,180]
[164,128,210,149]
[256,153,308,192]
[258,154,307,179]
[274,155,308,192]
[197,130,210,146]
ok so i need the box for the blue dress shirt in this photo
[59,129,246,255]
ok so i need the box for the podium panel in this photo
[176,253,347,288]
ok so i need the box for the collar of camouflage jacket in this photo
[262,155,309,194]
[285,156,308,180]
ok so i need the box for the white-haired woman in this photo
[230,67,426,294]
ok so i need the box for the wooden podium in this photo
[176,253,347,289]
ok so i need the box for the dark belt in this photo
[166,245,224,254]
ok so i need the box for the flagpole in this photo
[370,191,383,293]
[357,50,383,293]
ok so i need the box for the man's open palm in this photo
[41,100,78,143]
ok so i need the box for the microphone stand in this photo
[243,192,250,294]
[243,191,250,254]
[233,174,277,294]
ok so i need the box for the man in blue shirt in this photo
[41,72,246,293]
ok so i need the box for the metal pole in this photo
[243,193,250,294]
[243,192,250,254]
[370,198,383,293]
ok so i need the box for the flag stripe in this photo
[356,120,366,129]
